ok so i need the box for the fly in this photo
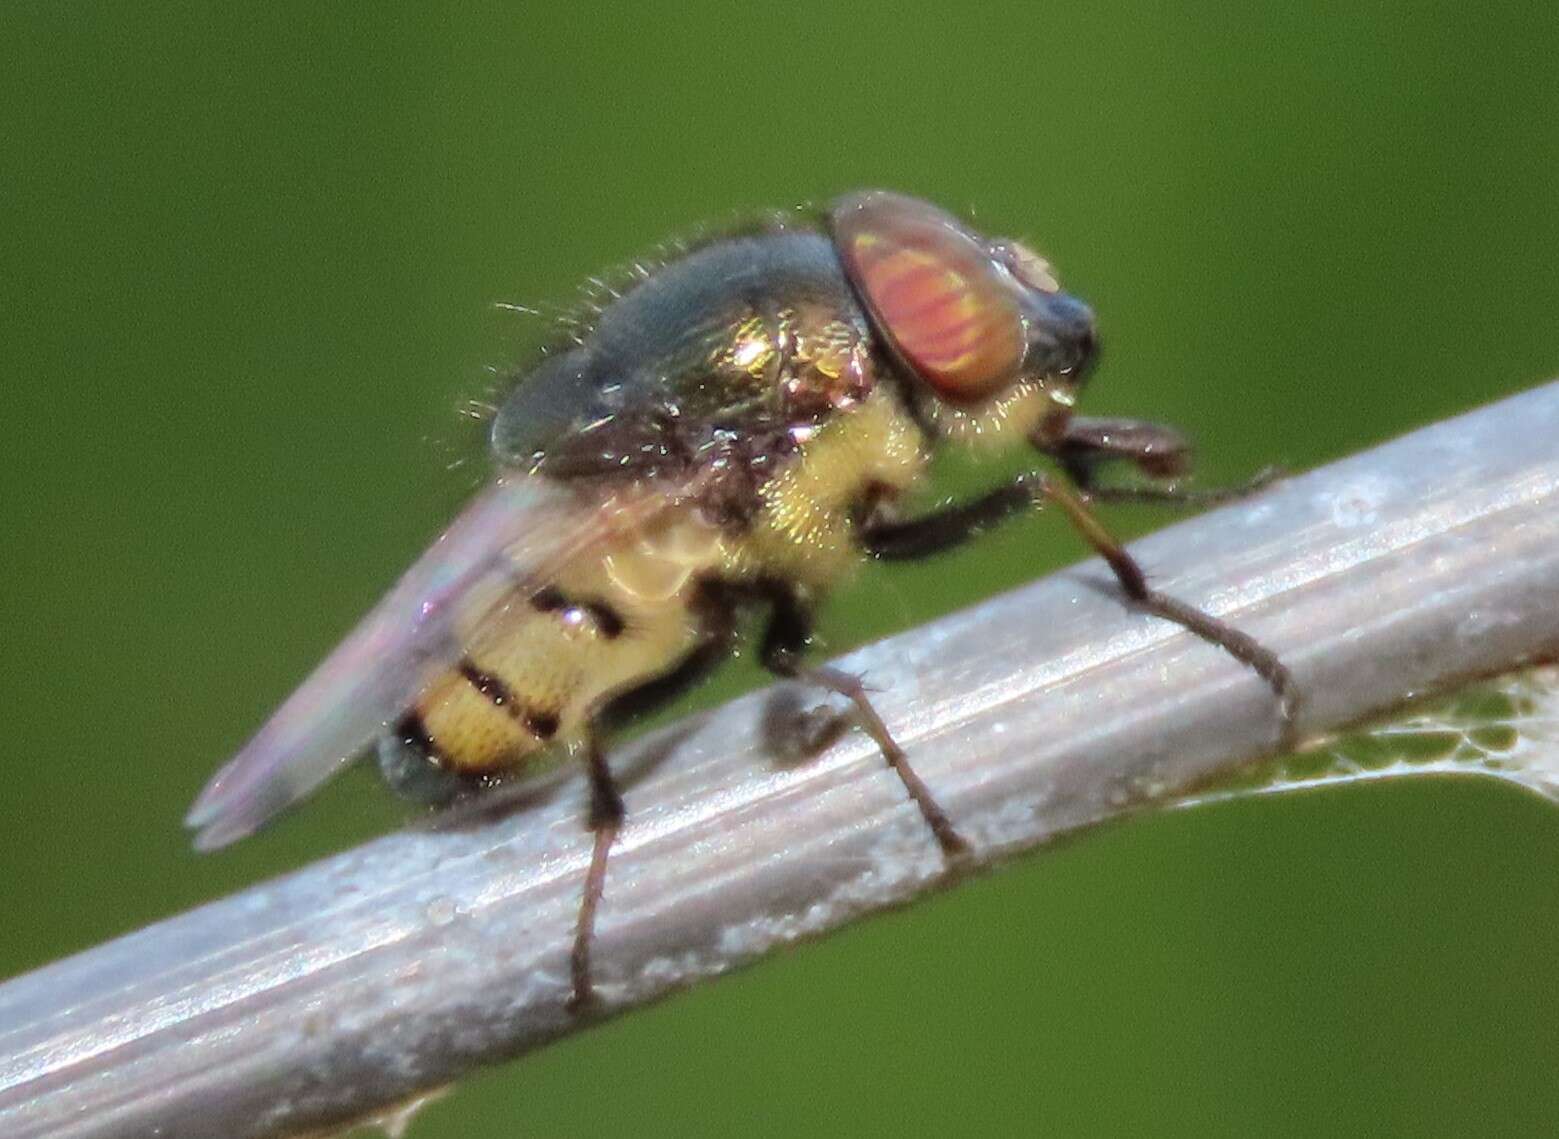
[185,190,1295,1011]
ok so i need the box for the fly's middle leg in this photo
[756,579,971,861]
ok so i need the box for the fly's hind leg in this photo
[568,725,622,1015]
[757,580,970,861]
[567,587,742,1013]
[861,470,1299,750]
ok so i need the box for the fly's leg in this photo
[1045,415,1195,482]
[567,587,742,1013]
[568,726,622,1014]
[791,663,971,861]
[1037,415,1281,507]
[861,471,1299,749]
[757,580,970,861]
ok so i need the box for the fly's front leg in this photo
[861,472,1299,748]
[568,724,623,1015]
[1038,415,1279,506]
[757,580,970,861]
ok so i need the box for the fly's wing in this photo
[184,475,662,851]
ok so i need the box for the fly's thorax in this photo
[726,387,929,591]
[704,300,869,411]
[768,301,876,421]
[491,230,863,470]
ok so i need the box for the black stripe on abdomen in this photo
[457,656,560,742]
[529,586,626,639]
[392,711,445,765]
[457,657,517,709]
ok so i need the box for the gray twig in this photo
[3,383,1558,1139]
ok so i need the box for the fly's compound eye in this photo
[830,190,1026,406]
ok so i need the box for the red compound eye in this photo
[831,191,1025,405]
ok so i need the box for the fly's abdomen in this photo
[378,515,723,802]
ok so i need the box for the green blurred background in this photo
[5,3,1559,1136]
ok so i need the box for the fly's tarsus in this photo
[1077,465,1286,508]
[1137,589,1301,752]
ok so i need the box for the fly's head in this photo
[829,190,1097,450]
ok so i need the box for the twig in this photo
[2,382,1558,1139]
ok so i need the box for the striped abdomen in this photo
[381,512,724,798]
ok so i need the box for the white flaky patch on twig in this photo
[1176,665,1559,809]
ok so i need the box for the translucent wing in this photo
[185,475,663,850]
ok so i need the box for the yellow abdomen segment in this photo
[411,514,723,777]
